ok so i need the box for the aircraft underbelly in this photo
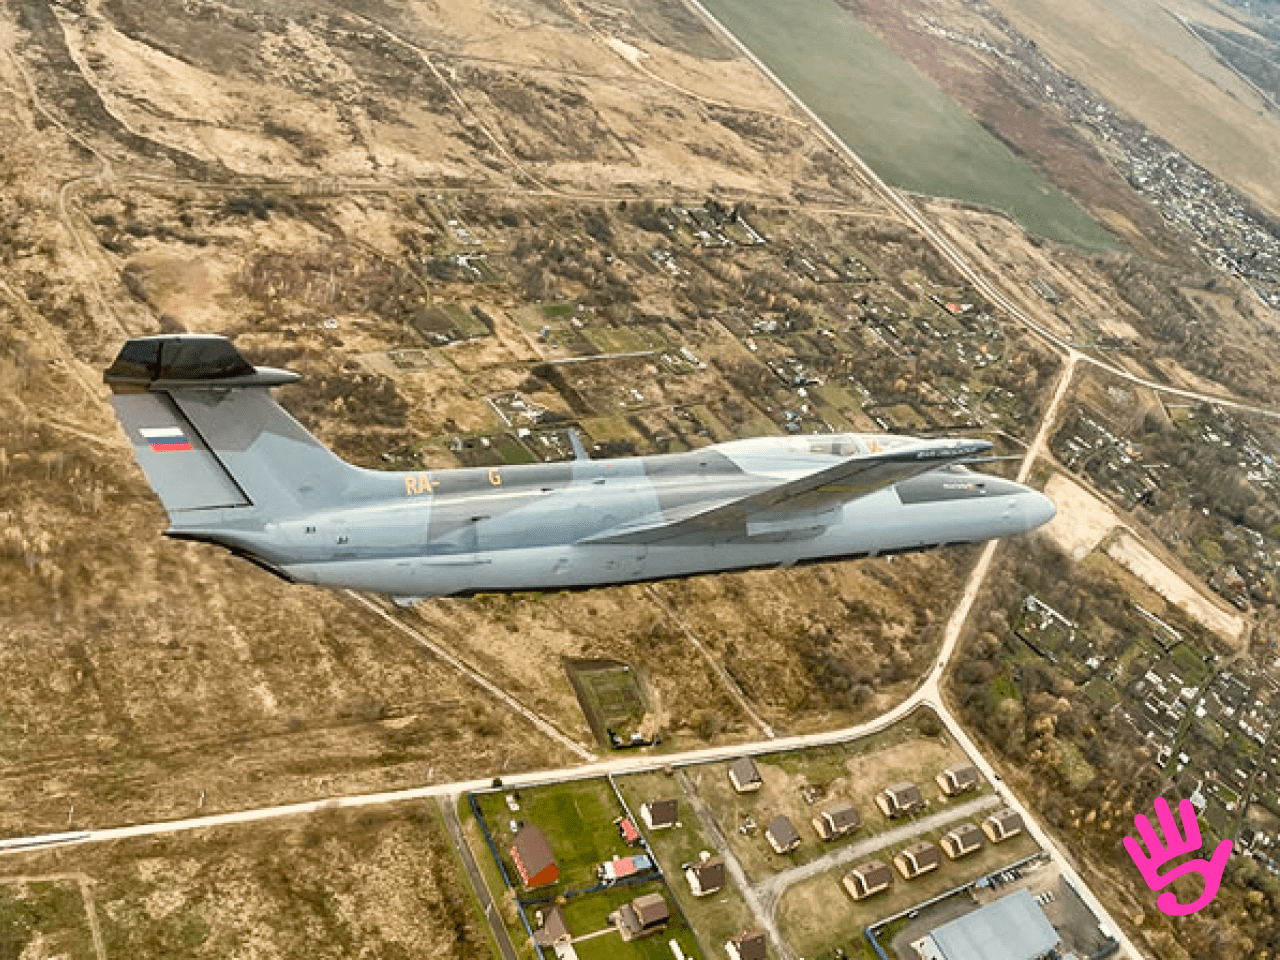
[282,493,1024,595]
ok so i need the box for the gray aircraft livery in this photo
[105,335,1055,600]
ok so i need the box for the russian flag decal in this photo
[139,426,195,453]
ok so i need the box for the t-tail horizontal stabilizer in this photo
[105,335,368,524]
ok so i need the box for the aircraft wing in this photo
[585,438,993,545]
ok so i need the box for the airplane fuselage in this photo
[104,335,1054,600]
[177,434,1054,598]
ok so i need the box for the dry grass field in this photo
[0,803,489,960]
[4,0,1280,957]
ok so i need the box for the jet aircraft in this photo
[105,335,1055,600]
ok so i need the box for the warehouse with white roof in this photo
[912,889,1061,960]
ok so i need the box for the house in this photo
[876,781,923,818]
[765,815,801,854]
[686,856,726,896]
[729,757,763,793]
[812,804,861,841]
[726,931,768,960]
[532,905,571,947]
[511,824,559,889]
[842,860,893,900]
[641,798,679,830]
[895,841,941,879]
[599,854,653,882]
[611,892,669,941]
[617,816,642,846]
[983,808,1025,843]
[936,764,982,797]
[941,823,985,860]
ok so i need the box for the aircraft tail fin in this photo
[105,335,364,523]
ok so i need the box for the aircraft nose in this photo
[1021,490,1057,531]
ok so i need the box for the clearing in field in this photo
[1041,472,1120,560]
[698,0,1116,249]
[0,804,488,960]
[1106,533,1246,641]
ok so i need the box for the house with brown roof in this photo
[812,803,861,841]
[610,891,669,941]
[726,931,768,960]
[640,798,679,830]
[685,856,726,897]
[936,764,982,797]
[765,815,801,854]
[983,807,1025,843]
[532,905,571,947]
[729,757,763,793]
[511,824,559,889]
[894,840,941,879]
[876,781,923,818]
[842,860,893,900]
[941,823,985,860]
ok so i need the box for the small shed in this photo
[895,840,941,879]
[842,860,893,900]
[685,857,726,897]
[617,816,642,846]
[983,808,1025,843]
[726,931,768,960]
[533,905,571,947]
[612,892,670,941]
[765,815,801,854]
[729,757,763,793]
[942,823,985,860]
[876,781,923,818]
[641,798,680,830]
[812,804,861,841]
[937,764,982,796]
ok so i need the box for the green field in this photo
[698,0,1117,250]
[476,779,631,891]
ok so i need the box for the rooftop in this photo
[923,889,1060,960]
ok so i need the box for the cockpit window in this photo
[806,434,869,457]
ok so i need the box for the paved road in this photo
[438,797,519,960]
